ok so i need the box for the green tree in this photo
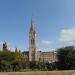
[57,46,75,70]
[13,50,24,61]
[11,50,25,71]
[0,51,14,62]
[0,50,14,71]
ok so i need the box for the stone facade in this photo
[36,51,57,63]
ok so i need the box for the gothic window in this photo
[31,39,35,45]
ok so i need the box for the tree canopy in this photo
[57,46,75,70]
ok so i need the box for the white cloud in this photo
[37,48,54,52]
[0,41,3,45]
[62,41,75,47]
[37,48,49,51]
[59,27,75,42]
[9,48,15,52]
[41,40,52,45]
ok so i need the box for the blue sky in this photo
[0,0,75,51]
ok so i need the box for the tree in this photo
[13,49,24,61]
[0,50,14,71]
[11,50,25,71]
[57,46,75,70]
[0,51,14,62]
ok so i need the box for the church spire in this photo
[29,17,36,61]
[30,16,35,32]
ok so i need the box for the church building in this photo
[23,17,57,63]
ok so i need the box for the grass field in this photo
[0,70,75,75]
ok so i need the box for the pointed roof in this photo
[30,16,35,32]
[15,47,19,52]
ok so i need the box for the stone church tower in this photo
[29,17,36,61]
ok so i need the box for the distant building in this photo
[23,17,57,63]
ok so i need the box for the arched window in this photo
[31,39,35,45]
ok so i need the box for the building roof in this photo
[22,51,29,56]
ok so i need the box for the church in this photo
[23,17,57,63]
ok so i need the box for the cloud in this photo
[0,41,3,45]
[62,41,75,47]
[59,27,75,42]
[37,48,55,52]
[66,41,75,46]
[9,48,15,52]
[41,40,52,45]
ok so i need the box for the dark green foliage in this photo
[57,46,75,70]
[0,45,75,71]
[0,51,14,62]
[11,60,23,71]
[0,49,25,72]
[28,61,57,71]
[45,62,57,70]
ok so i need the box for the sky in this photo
[0,0,75,51]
